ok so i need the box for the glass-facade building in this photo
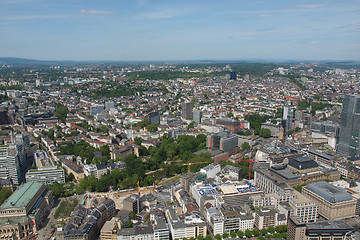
[337,94,360,158]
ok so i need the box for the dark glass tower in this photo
[336,94,360,158]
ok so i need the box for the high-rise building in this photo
[337,94,360,158]
[0,133,32,185]
[90,104,105,116]
[147,111,160,124]
[193,109,202,124]
[230,71,237,80]
[181,102,193,120]
[282,106,293,133]
[104,101,115,111]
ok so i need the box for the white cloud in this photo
[80,9,112,16]
[138,11,177,19]
[291,4,328,9]
[4,14,67,21]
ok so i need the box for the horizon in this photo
[1,0,360,61]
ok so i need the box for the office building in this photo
[230,71,237,80]
[147,111,160,124]
[337,94,360,158]
[0,182,53,239]
[181,102,193,120]
[207,132,238,153]
[302,181,356,220]
[287,217,356,240]
[25,150,65,184]
[105,101,115,111]
[90,104,105,116]
[282,106,293,133]
[0,133,32,185]
[289,191,318,223]
[193,109,202,124]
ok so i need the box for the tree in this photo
[252,228,259,237]
[260,229,267,235]
[0,188,12,205]
[259,128,271,138]
[237,230,244,238]
[227,112,234,118]
[182,238,187,240]
[54,105,69,123]
[230,231,237,238]
[197,236,203,240]
[241,142,251,151]
[222,232,228,239]
[245,229,252,237]
[187,121,196,130]
[125,220,133,228]
[275,226,283,233]
[205,235,212,240]
[190,237,195,240]
[215,234,222,240]
[257,236,264,240]
[268,226,275,234]
[283,225,288,232]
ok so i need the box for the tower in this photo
[181,102,193,120]
[337,94,360,158]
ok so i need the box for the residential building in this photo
[289,191,318,223]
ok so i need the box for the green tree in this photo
[252,228,260,237]
[275,226,283,233]
[237,230,244,238]
[260,229,267,235]
[54,105,69,123]
[230,231,237,238]
[227,112,234,118]
[205,235,212,240]
[222,232,229,239]
[283,225,288,232]
[0,188,12,205]
[257,236,264,240]
[215,234,222,240]
[241,142,251,151]
[125,220,133,228]
[197,236,203,240]
[245,229,252,237]
[259,128,271,138]
[268,226,275,234]
[187,121,196,130]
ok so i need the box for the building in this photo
[181,102,193,120]
[254,208,279,230]
[282,106,294,133]
[90,104,105,116]
[25,150,65,184]
[0,182,53,239]
[287,217,356,240]
[207,133,238,153]
[261,123,282,138]
[216,118,242,133]
[287,156,319,174]
[193,109,202,124]
[289,191,318,223]
[221,206,254,233]
[117,224,154,240]
[147,112,160,125]
[199,164,221,178]
[337,94,360,158]
[123,194,140,213]
[230,71,237,80]
[165,208,207,240]
[105,101,115,111]
[0,133,32,185]
[302,181,357,220]
[63,199,115,240]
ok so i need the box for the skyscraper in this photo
[193,109,202,124]
[181,102,193,120]
[337,94,360,158]
[230,71,237,80]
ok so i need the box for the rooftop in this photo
[0,182,43,210]
[305,181,352,203]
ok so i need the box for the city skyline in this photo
[1,0,360,61]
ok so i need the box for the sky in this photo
[0,0,359,61]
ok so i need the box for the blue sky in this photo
[1,0,359,61]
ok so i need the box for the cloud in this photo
[291,3,329,9]
[4,14,67,21]
[258,14,272,18]
[138,11,177,19]
[80,9,112,16]
[137,0,148,7]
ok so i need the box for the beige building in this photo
[302,181,356,220]
[289,191,318,223]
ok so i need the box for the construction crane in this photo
[183,162,212,173]
[236,159,258,180]
[137,181,140,196]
